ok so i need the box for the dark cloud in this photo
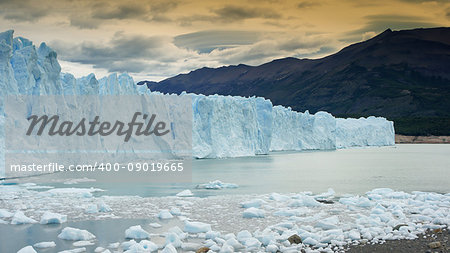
[50,32,192,74]
[342,14,439,42]
[174,30,261,53]
[92,3,149,20]
[178,5,282,26]
[0,0,50,21]
[297,1,319,8]
[69,15,103,29]
[0,0,177,27]
[213,5,281,21]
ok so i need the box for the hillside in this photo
[140,28,450,135]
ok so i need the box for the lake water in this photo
[1,144,449,252]
[11,144,450,197]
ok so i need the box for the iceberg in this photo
[33,241,56,248]
[183,220,212,233]
[124,225,150,239]
[11,211,37,225]
[57,227,96,241]
[0,30,396,174]
[40,211,67,224]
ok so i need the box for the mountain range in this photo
[139,28,450,136]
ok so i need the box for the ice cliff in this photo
[0,30,395,166]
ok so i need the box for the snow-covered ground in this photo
[1,183,448,252]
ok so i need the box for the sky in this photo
[0,0,449,81]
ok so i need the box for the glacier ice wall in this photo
[191,94,273,158]
[0,30,395,167]
[336,117,395,148]
[270,106,336,151]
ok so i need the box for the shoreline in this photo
[395,134,450,144]
[346,227,449,253]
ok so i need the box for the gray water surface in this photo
[8,144,450,197]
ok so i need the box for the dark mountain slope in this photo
[140,28,450,135]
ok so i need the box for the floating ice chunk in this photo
[303,237,318,246]
[0,209,13,218]
[347,230,361,240]
[243,237,261,248]
[34,241,56,248]
[63,178,96,185]
[58,248,86,253]
[47,188,103,198]
[158,210,174,219]
[315,216,339,230]
[339,196,373,207]
[73,241,95,247]
[273,209,298,217]
[125,225,150,239]
[170,207,181,216]
[98,201,111,212]
[149,222,162,228]
[206,230,221,239]
[196,180,238,189]
[176,189,194,197]
[85,204,98,214]
[266,244,278,252]
[161,244,177,253]
[314,188,335,199]
[17,246,37,253]
[289,195,322,207]
[181,242,201,251]
[108,242,120,249]
[139,240,158,252]
[11,211,37,224]
[121,240,137,251]
[226,237,244,250]
[165,232,182,248]
[237,230,252,242]
[240,199,266,208]
[219,243,234,253]
[58,227,96,241]
[367,188,394,196]
[94,247,105,252]
[270,193,290,202]
[243,207,265,218]
[40,211,67,224]
[184,220,212,233]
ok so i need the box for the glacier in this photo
[0,30,395,173]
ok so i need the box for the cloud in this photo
[297,1,319,8]
[178,5,282,25]
[51,30,331,80]
[0,0,51,21]
[342,14,440,43]
[213,5,281,21]
[92,3,149,20]
[0,0,178,28]
[50,32,199,75]
[174,30,261,53]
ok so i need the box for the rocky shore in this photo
[395,135,450,144]
[346,227,449,253]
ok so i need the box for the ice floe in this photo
[40,211,67,224]
[1,184,449,252]
[125,225,150,239]
[196,180,239,189]
[58,227,96,241]
[33,241,56,248]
